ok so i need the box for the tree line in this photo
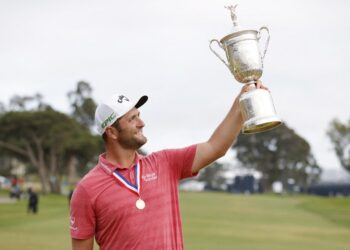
[0,81,349,193]
[0,81,102,193]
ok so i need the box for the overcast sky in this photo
[0,0,349,173]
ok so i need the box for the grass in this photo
[0,194,71,250]
[181,193,350,250]
[0,192,350,249]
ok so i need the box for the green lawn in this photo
[181,193,350,250]
[0,192,350,250]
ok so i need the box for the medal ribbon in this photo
[111,161,141,196]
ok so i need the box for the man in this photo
[70,82,267,249]
[27,187,39,214]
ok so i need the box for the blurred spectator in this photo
[9,185,21,199]
[27,188,39,214]
[11,176,18,187]
[9,176,22,200]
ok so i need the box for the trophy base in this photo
[242,116,282,134]
[239,88,282,134]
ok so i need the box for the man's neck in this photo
[105,146,137,168]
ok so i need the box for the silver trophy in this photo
[210,5,282,134]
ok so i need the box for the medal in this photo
[136,198,146,210]
[110,161,146,210]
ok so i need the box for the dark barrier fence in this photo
[307,183,350,197]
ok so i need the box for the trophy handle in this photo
[257,26,270,61]
[209,39,231,70]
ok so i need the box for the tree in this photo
[0,101,5,113]
[67,81,97,129]
[232,124,321,191]
[66,81,100,183]
[197,161,227,190]
[0,109,101,193]
[9,93,49,111]
[327,119,350,172]
[0,94,44,181]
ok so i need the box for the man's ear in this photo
[105,127,118,140]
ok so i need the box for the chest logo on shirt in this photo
[142,172,157,182]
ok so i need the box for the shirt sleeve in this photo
[70,184,96,239]
[163,144,198,180]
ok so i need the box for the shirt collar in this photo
[98,152,141,175]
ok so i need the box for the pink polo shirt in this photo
[70,145,197,250]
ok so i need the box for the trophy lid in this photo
[221,4,259,44]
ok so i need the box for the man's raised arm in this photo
[191,81,268,173]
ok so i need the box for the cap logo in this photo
[117,95,129,103]
[101,112,117,129]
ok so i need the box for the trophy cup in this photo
[209,5,282,134]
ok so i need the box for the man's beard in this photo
[118,132,147,150]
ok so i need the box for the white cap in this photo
[95,94,148,135]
